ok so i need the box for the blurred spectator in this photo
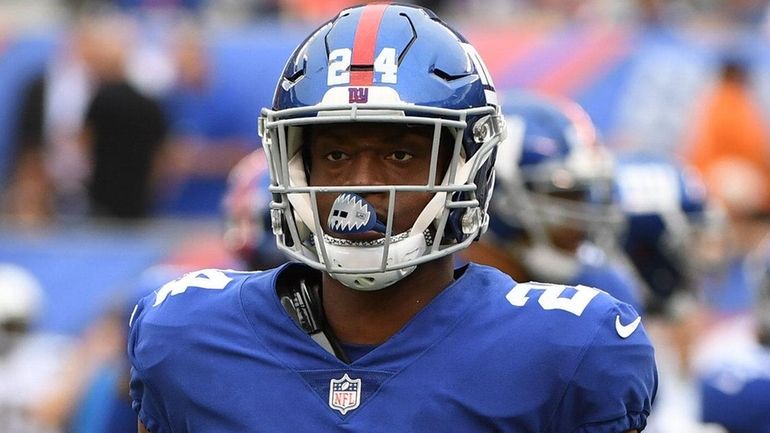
[5,75,55,226]
[0,263,71,433]
[154,24,253,215]
[4,11,172,222]
[683,54,770,318]
[685,55,770,220]
[80,14,169,218]
[4,23,96,225]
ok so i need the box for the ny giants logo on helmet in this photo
[348,87,369,103]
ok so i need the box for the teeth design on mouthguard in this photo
[328,193,387,234]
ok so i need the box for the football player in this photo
[0,263,70,433]
[128,4,657,432]
[697,240,770,433]
[462,90,644,312]
[612,152,723,316]
[612,153,727,433]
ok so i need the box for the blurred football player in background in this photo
[0,263,71,433]
[697,238,770,433]
[612,152,727,433]
[128,4,656,432]
[613,153,722,318]
[27,150,283,431]
[21,149,282,433]
[463,90,644,312]
[222,148,287,271]
[28,264,198,433]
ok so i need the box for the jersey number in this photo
[506,282,600,316]
[328,47,398,85]
[153,269,233,306]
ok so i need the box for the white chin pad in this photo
[317,233,427,291]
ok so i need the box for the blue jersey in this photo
[128,263,657,433]
[699,347,770,433]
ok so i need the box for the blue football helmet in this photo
[222,149,287,270]
[488,91,618,280]
[613,152,723,305]
[259,4,505,290]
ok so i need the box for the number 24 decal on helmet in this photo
[328,47,398,85]
[327,44,493,87]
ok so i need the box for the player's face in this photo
[542,190,589,253]
[306,123,451,240]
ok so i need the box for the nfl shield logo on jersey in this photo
[329,373,362,415]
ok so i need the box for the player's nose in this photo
[344,152,386,187]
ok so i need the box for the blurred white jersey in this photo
[0,333,71,433]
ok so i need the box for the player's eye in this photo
[326,151,348,161]
[386,151,413,161]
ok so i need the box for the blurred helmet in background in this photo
[489,90,618,280]
[613,152,724,312]
[222,149,286,270]
[0,263,43,355]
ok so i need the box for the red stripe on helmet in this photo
[350,3,388,86]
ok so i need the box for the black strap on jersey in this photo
[276,265,350,363]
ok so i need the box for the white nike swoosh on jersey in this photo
[615,315,642,338]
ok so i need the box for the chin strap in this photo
[277,270,350,363]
